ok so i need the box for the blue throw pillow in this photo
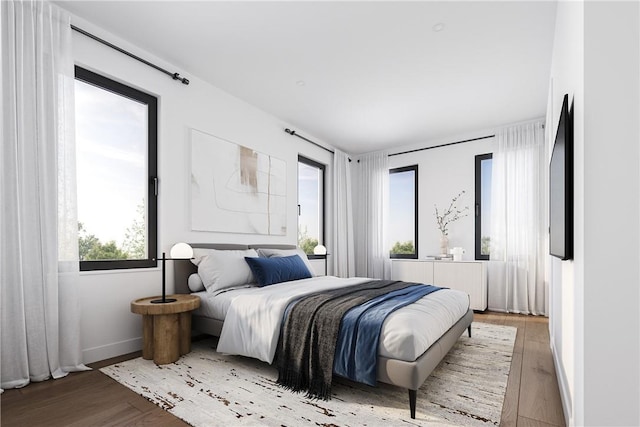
[245,255,312,287]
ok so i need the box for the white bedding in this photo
[198,276,469,364]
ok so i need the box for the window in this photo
[475,153,492,260]
[75,66,158,271]
[389,165,418,259]
[297,156,325,256]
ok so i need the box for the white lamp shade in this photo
[170,242,193,259]
[313,244,327,255]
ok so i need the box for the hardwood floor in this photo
[1,352,189,427]
[475,312,566,427]
[1,312,565,427]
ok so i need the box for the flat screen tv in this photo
[549,94,573,260]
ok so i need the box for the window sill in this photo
[79,266,160,276]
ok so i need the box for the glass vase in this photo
[440,234,449,257]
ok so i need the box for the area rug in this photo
[101,322,516,426]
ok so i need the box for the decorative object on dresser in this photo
[101,322,516,426]
[434,190,469,256]
[392,259,487,311]
[131,294,200,365]
[450,246,465,261]
[153,242,195,304]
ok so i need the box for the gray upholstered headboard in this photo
[173,243,297,294]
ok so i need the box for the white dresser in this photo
[391,260,487,311]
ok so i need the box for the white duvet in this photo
[213,276,469,364]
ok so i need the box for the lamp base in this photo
[150,298,177,304]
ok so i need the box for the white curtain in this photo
[489,121,547,315]
[1,0,89,390]
[353,151,391,279]
[331,149,355,277]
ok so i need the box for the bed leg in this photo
[467,324,472,338]
[408,389,417,419]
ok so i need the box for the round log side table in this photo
[131,294,200,365]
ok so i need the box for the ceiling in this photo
[57,1,557,154]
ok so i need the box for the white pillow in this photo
[256,248,316,277]
[187,273,205,292]
[192,248,258,293]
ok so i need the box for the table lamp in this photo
[313,244,328,275]
[151,242,194,304]
[313,244,327,255]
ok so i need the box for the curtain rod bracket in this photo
[172,73,189,85]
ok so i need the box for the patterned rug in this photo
[101,322,516,426]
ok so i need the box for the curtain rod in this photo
[285,128,497,162]
[71,25,190,85]
[284,128,333,154]
[389,134,496,157]
[389,121,545,157]
[284,128,352,162]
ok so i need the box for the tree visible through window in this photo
[475,153,492,260]
[389,165,418,258]
[75,66,157,271]
[297,156,325,255]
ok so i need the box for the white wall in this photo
[547,1,583,424]
[582,2,639,425]
[549,1,640,425]
[387,131,495,260]
[69,16,334,363]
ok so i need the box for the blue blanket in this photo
[277,280,444,399]
[333,284,442,385]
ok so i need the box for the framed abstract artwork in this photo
[190,129,286,235]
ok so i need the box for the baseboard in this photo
[550,339,573,427]
[82,337,142,365]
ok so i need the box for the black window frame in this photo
[389,165,419,259]
[75,66,158,271]
[297,155,326,260]
[475,153,492,260]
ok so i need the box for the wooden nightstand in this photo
[131,294,200,365]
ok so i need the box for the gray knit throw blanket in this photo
[276,280,415,400]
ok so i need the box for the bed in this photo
[174,243,473,419]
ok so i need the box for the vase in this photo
[439,234,449,257]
